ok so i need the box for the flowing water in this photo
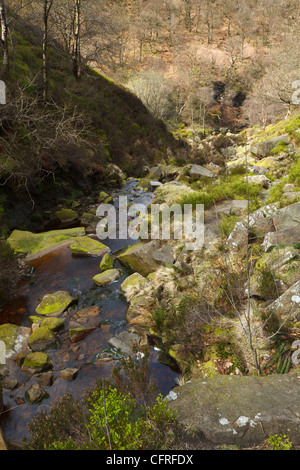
[0,179,180,443]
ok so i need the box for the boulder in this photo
[69,236,110,256]
[7,227,86,260]
[37,371,54,387]
[117,241,161,276]
[226,222,248,252]
[108,330,141,357]
[147,166,163,180]
[0,324,31,360]
[21,352,52,374]
[250,135,289,158]
[245,175,271,188]
[36,291,76,316]
[55,209,78,224]
[272,202,300,231]
[248,203,278,237]
[121,273,148,300]
[126,295,152,327]
[104,164,126,186]
[152,245,176,265]
[168,375,300,447]
[100,253,115,271]
[189,164,215,180]
[264,279,300,325]
[28,327,60,352]
[40,317,64,332]
[60,368,79,381]
[25,383,49,405]
[93,269,121,286]
[262,226,300,252]
[68,305,101,342]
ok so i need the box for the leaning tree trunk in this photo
[42,0,53,101]
[0,0,9,77]
[72,0,81,80]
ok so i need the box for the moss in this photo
[0,323,18,350]
[36,291,76,316]
[7,228,86,257]
[69,236,109,256]
[100,253,115,271]
[22,352,52,372]
[40,317,64,332]
[55,209,78,222]
[93,269,121,286]
[28,326,59,352]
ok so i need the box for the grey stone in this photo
[108,330,141,357]
[168,375,300,447]
[250,135,289,158]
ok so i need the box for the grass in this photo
[176,174,262,210]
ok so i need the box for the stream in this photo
[0,179,180,443]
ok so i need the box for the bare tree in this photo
[0,0,9,76]
[42,0,54,101]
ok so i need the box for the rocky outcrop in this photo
[250,135,289,158]
[168,375,300,447]
[264,279,300,325]
[117,241,162,276]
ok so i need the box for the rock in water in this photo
[117,241,161,276]
[93,269,121,286]
[36,291,76,316]
[69,236,110,256]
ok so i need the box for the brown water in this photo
[0,180,179,443]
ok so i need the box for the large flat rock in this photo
[168,375,300,447]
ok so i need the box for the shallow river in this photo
[0,179,180,443]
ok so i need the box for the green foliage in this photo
[217,214,240,238]
[177,174,262,210]
[270,141,288,155]
[265,434,293,450]
[288,159,300,186]
[25,350,178,451]
[87,385,142,450]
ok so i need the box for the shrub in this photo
[265,434,293,450]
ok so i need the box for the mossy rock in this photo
[117,241,161,277]
[40,317,64,332]
[168,344,191,372]
[21,352,52,374]
[0,323,18,350]
[28,316,43,325]
[69,236,110,256]
[99,191,108,200]
[100,253,115,271]
[28,327,60,352]
[55,208,78,223]
[121,272,148,295]
[93,269,121,286]
[7,227,86,259]
[36,291,76,316]
[69,327,94,342]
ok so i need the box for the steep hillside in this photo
[0,19,185,234]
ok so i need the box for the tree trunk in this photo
[0,0,9,76]
[73,0,81,80]
[42,0,53,101]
